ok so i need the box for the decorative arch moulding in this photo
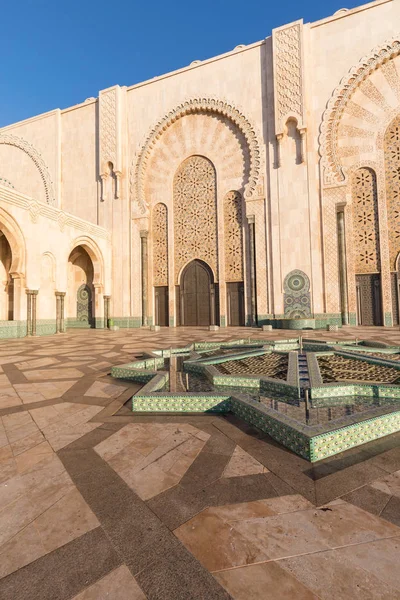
[130,98,263,215]
[319,35,400,188]
[0,134,55,205]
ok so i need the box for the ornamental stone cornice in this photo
[319,35,400,187]
[0,133,55,205]
[130,98,263,215]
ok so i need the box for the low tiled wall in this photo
[310,410,400,461]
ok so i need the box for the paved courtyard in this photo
[0,326,400,599]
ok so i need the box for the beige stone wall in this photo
[0,185,111,325]
[0,0,399,330]
[61,101,98,221]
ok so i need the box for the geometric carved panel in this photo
[385,115,400,270]
[224,191,243,282]
[173,155,218,283]
[351,168,380,274]
[273,22,304,134]
[152,203,168,286]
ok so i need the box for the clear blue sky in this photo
[1,0,363,127]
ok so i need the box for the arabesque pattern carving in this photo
[320,36,400,186]
[224,191,243,282]
[99,89,117,172]
[385,115,400,269]
[152,203,168,286]
[273,23,303,132]
[322,188,342,313]
[0,134,55,205]
[352,168,380,274]
[132,98,261,213]
[173,156,217,282]
[0,177,14,190]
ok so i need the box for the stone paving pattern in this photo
[0,326,400,599]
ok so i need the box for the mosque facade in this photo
[1,0,400,336]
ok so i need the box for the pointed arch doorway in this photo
[178,260,217,326]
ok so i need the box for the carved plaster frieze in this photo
[320,35,400,187]
[130,98,263,215]
[0,134,55,205]
[0,185,110,242]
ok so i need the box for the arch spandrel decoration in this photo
[283,269,311,318]
[152,203,168,286]
[173,156,217,283]
[320,36,400,187]
[131,98,262,214]
[351,168,380,274]
[0,134,55,205]
[224,191,243,282]
[385,115,400,269]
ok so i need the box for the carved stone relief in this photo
[273,22,304,134]
[173,156,217,283]
[385,115,400,269]
[152,203,168,286]
[131,98,262,214]
[224,191,243,282]
[0,134,55,205]
[351,168,380,274]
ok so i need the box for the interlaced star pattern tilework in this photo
[352,167,380,273]
[385,116,400,269]
[173,156,218,282]
[224,191,243,282]
[152,203,168,286]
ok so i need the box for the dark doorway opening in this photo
[155,286,169,326]
[227,282,245,326]
[356,274,382,326]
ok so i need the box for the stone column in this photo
[140,230,149,326]
[337,210,349,325]
[55,292,66,333]
[104,295,111,328]
[248,216,257,326]
[210,284,216,326]
[60,293,66,333]
[30,290,38,336]
[55,293,61,333]
[26,290,32,336]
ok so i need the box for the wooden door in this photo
[155,286,168,326]
[182,261,211,326]
[227,282,245,326]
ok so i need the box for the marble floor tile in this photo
[71,565,146,600]
[174,510,270,571]
[259,494,314,514]
[0,522,46,579]
[24,368,84,381]
[15,441,54,474]
[222,446,268,478]
[0,494,40,546]
[233,502,400,560]
[279,548,399,599]
[34,488,100,553]
[338,537,400,591]
[371,470,400,498]
[15,357,61,370]
[0,387,22,409]
[214,561,319,599]
[207,500,277,522]
[84,381,126,398]
[11,430,45,457]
